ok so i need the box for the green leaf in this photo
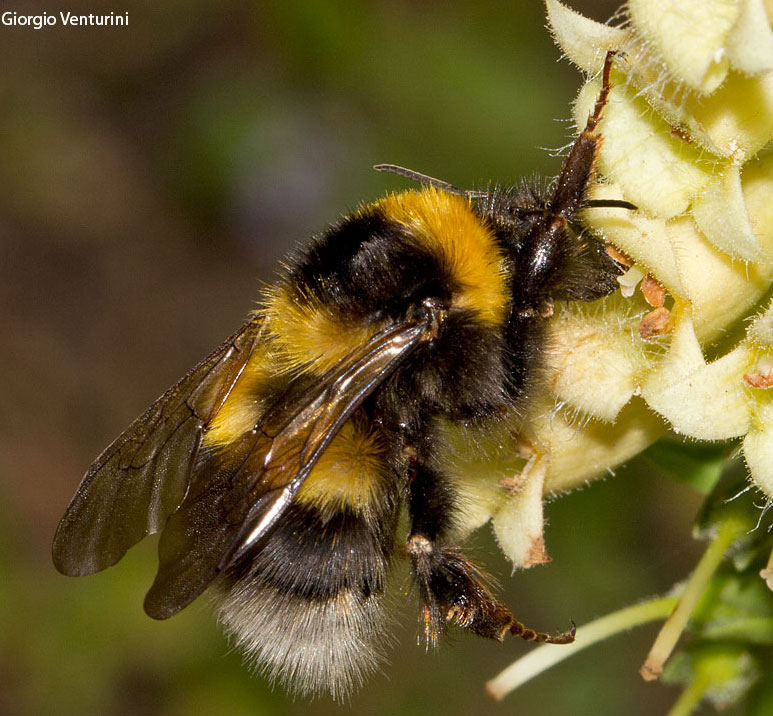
[662,642,758,708]
[694,570,773,645]
[693,455,771,556]
[640,437,730,494]
[748,677,773,716]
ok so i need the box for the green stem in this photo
[486,595,679,701]
[666,676,710,716]
[640,518,744,681]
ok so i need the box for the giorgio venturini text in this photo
[2,11,129,29]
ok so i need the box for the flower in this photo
[455,0,773,566]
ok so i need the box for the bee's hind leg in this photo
[403,443,574,646]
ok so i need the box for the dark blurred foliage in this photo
[1,1,709,714]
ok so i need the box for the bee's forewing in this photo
[52,317,265,576]
[143,318,437,619]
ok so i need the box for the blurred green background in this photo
[1,1,709,714]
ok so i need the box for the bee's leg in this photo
[403,445,575,646]
[551,49,617,218]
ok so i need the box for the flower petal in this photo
[641,315,753,439]
[727,0,773,74]
[545,0,626,73]
[628,0,740,93]
[492,455,549,567]
[692,164,763,261]
[547,301,648,422]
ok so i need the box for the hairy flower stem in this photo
[486,595,679,700]
[640,518,745,681]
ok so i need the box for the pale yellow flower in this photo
[452,0,773,566]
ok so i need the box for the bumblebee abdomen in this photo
[213,424,400,699]
[295,418,391,518]
[215,577,391,700]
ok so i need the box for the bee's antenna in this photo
[583,198,638,211]
[374,164,469,197]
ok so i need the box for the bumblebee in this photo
[53,54,631,699]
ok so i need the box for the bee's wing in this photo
[52,317,265,577]
[143,316,438,619]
